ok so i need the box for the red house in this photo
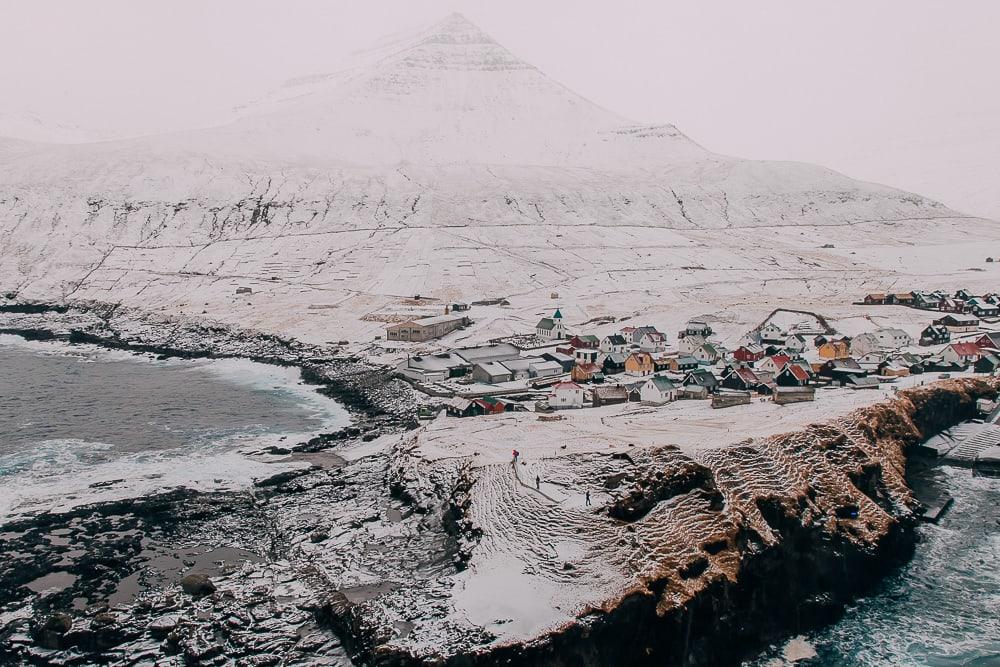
[569,335,600,349]
[974,332,1000,350]
[472,397,507,416]
[733,345,765,363]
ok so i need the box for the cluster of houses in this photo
[394,305,1000,418]
[863,289,1000,319]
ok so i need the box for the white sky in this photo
[1,0,998,219]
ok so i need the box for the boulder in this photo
[180,573,216,597]
[34,612,73,649]
[148,614,181,638]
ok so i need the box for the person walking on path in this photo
[512,449,519,464]
[585,490,591,506]
[535,475,540,490]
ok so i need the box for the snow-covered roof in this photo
[937,313,979,323]
[403,313,469,327]
[401,353,466,371]
[501,358,532,371]
[476,360,513,376]
[454,343,520,364]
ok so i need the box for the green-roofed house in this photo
[536,308,566,341]
[640,375,678,405]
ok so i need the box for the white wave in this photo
[0,336,353,522]
[0,436,308,521]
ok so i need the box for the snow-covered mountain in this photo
[0,13,993,342]
[0,111,111,145]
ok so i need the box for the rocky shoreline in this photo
[1,299,995,666]
[0,300,432,665]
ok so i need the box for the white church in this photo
[535,309,566,341]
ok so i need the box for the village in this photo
[384,288,1000,419]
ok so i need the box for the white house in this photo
[755,355,790,374]
[853,329,914,357]
[692,343,720,365]
[678,334,706,354]
[856,351,888,366]
[600,334,629,355]
[874,328,913,350]
[640,376,678,405]
[849,332,881,358]
[549,381,584,409]
[536,309,566,340]
[759,322,786,345]
[638,330,667,353]
[941,342,981,366]
[574,347,599,364]
[629,325,663,346]
[784,334,808,354]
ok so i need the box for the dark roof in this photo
[605,334,627,345]
[684,369,718,386]
[828,358,863,370]
[592,385,628,398]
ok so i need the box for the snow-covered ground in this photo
[412,372,969,466]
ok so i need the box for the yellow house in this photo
[625,352,654,376]
[571,362,602,383]
[818,340,850,359]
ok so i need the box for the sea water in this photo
[0,335,350,519]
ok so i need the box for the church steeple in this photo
[553,308,563,320]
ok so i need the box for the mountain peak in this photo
[392,12,531,72]
[423,12,497,45]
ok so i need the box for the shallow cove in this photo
[0,335,351,519]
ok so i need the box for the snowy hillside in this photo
[0,13,993,343]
